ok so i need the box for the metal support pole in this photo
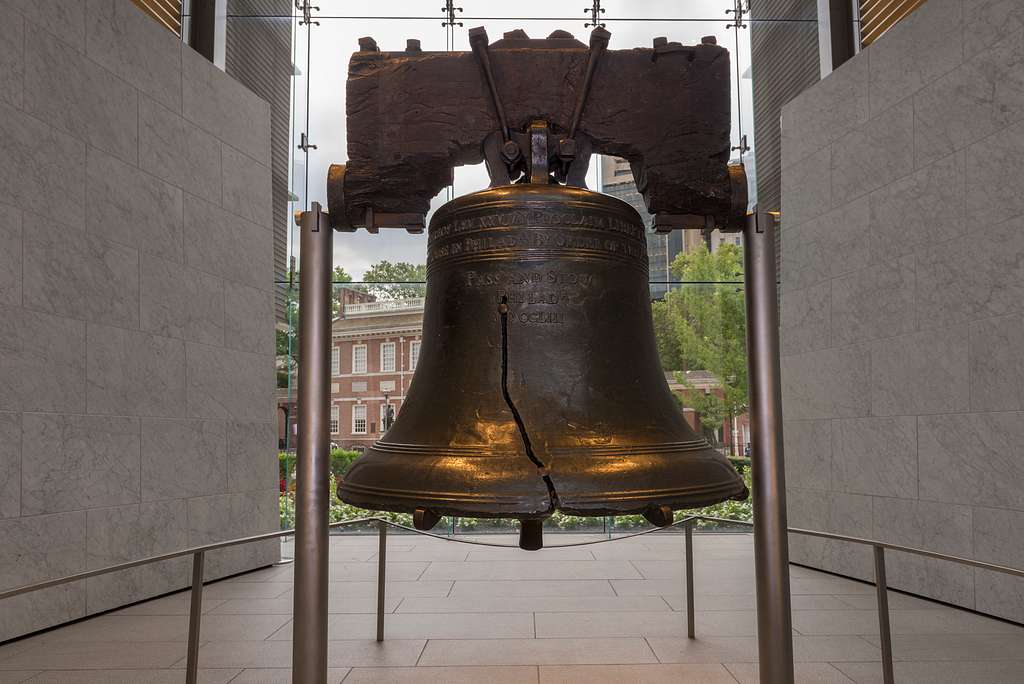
[874,546,895,684]
[292,202,332,683]
[684,520,695,639]
[743,212,795,684]
[377,520,387,642]
[185,550,205,684]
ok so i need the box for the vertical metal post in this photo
[292,202,332,683]
[684,519,695,639]
[377,520,387,642]
[743,212,795,684]
[874,546,895,684]
[185,550,205,684]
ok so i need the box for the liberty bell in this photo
[332,27,749,549]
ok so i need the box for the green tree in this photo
[658,243,747,446]
[360,261,427,300]
[277,266,356,383]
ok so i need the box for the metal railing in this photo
[342,297,425,315]
[2,515,1023,684]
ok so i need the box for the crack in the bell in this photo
[499,297,559,513]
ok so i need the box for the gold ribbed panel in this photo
[860,0,928,46]
[130,0,182,36]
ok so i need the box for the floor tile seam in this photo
[412,639,428,666]
[719,662,746,683]
[391,596,405,614]
[262,618,293,642]
[640,636,662,664]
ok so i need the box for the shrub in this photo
[330,448,362,481]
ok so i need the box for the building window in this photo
[331,347,340,376]
[381,342,396,372]
[352,345,367,374]
[352,381,367,392]
[330,405,339,434]
[352,404,367,434]
[410,341,421,371]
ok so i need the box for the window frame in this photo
[352,403,367,434]
[380,341,396,373]
[352,344,367,374]
[330,405,339,434]
[409,340,421,371]
[331,347,340,376]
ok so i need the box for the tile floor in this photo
[0,532,1022,683]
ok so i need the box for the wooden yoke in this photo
[327,28,747,234]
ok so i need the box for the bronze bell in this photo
[338,184,748,549]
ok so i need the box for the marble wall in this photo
[0,0,279,639]
[780,0,1024,622]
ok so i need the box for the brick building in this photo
[328,297,424,452]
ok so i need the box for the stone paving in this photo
[0,532,1022,682]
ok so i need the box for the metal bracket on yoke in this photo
[474,26,608,188]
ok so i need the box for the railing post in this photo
[743,211,795,684]
[377,519,387,642]
[293,203,333,683]
[874,546,895,684]
[185,550,205,684]
[685,519,695,639]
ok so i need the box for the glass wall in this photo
[208,1,811,538]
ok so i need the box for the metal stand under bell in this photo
[743,210,795,684]
[293,203,332,684]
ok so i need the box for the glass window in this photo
[331,347,340,376]
[381,342,396,373]
[410,341,421,371]
[352,404,367,434]
[352,345,367,374]
[330,405,339,434]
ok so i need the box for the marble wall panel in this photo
[867,0,963,116]
[22,214,140,328]
[0,202,21,306]
[0,7,23,109]
[84,0,181,112]
[86,324,186,418]
[85,500,190,613]
[24,26,137,163]
[21,413,141,515]
[832,417,917,499]
[86,147,184,263]
[138,95,222,205]
[140,253,225,347]
[869,327,969,416]
[0,305,85,413]
[182,47,270,165]
[0,101,86,227]
[141,418,227,501]
[0,412,20,519]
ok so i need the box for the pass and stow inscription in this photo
[465,269,596,326]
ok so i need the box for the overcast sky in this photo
[287,0,754,279]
